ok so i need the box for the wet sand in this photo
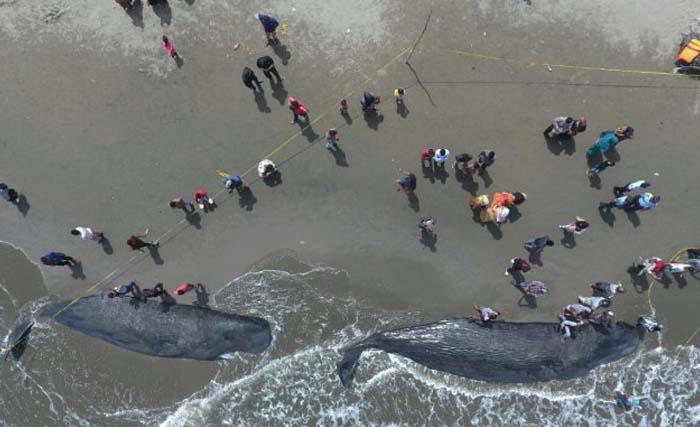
[0,0,699,423]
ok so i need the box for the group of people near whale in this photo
[3,9,695,408]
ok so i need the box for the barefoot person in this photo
[255,12,280,45]
[396,169,417,193]
[127,230,159,251]
[70,226,105,243]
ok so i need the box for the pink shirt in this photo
[164,40,175,55]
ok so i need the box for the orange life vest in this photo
[677,39,700,65]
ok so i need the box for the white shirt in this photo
[433,149,450,163]
[76,227,95,240]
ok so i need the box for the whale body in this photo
[338,317,644,386]
[40,294,272,360]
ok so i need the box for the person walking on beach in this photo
[544,116,587,138]
[524,235,554,252]
[288,97,309,124]
[505,257,531,276]
[339,99,349,116]
[162,36,179,60]
[242,67,263,92]
[223,174,245,193]
[599,193,660,211]
[419,216,437,234]
[70,226,104,243]
[325,128,339,151]
[559,217,589,235]
[396,168,417,193]
[613,180,650,197]
[433,148,450,169]
[586,125,634,158]
[127,230,159,251]
[135,283,167,301]
[559,315,583,339]
[475,150,495,175]
[0,183,19,204]
[563,303,592,319]
[394,87,405,105]
[41,252,76,267]
[169,197,195,214]
[587,160,615,178]
[256,55,283,84]
[255,12,280,45]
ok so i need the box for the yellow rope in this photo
[444,49,682,77]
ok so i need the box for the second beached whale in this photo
[338,317,644,386]
[38,294,272,360]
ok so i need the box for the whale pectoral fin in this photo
[337,346,367,387]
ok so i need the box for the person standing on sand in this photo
[559,217,589,235]
[433,148,450,169]
[613,180,650,197]
[256,55,283,84]
[0,183,19,204]
[475,305,501,322]
[394,87,405,105]
[169,197,195,214]
[418,216,437,234]
[127,230,159,251]
[452,153,473,173]
[475,150,495,175]
[325,128,339,151]
[242,67,263,92]
[71,227,105,243]
[505,257,531,276]
[255,12,280,45]
[162,36,179,60]
[543,116,586,138]
[421,148,435,169]
[524,236,554,252]
[339,99,349,115]
[194,189,215,211]
[41,252,76,267]
[396,169,417,193]
[223,174,245,193]
[288,97,309,124]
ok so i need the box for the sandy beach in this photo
[1,0,699,425]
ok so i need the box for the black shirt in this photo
[256,56,274,69]
[242,67,255,83]
[407,174,417,191]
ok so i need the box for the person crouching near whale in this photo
[589,311,615,328]
[473,305,501,322]
[108,281,138,298]
[135,283,167,301]
[173,283,205,296]
[563,303,592,320]
[558,315,583,340]
[577,296,611,311]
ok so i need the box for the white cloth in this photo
[76,226,95,240]
[552,117,573,134]
[433,149,450,165]
[257,159,276,177]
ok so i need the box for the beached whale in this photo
[338,317,644,386]
[38,294,272,360]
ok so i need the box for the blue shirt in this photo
[258,14,279,33]
[638,193,657,209]
[42,252,64,265]
[225,175,243,189]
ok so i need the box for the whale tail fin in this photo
[337,334,378,387]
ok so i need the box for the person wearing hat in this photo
[254,12,280,45]
[586,125,634,158]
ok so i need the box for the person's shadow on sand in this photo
[560,232,576,248]
[330,147,349,167]
[598,206,615,227]
[263,171,283,187]
[407,192,420,212]
[433,165,449,184]
[627,264,649,293]
[175,56,185,68]
[364,112,384,130]
[485,222,503,240]
[127,0,144,28]
[300,123,319,142]
[625,210,641,228]
[455,169,478,194]
[238,187,257,211]
[479,170,493,188]
[69,261,86,280]
[147,246,164,265]
[272,43,292,65]
[186,211,202,229]
[150,0,172,26]
[271,81,288,105]
[419,231,437,252]
[100,237,114,255]
[421,163,435,184]
[254,90,271,113]
[587,173,601,189]
[526,248,542,266]
[544,135,576,156]
[341,110,353,126]
[397,102,409,118]
[16,194,30,216]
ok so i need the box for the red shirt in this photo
[421,148,434,160]
[127,236,146,250]
[194,189,208,203]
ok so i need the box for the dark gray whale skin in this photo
[338,317,644,386]
[40,294,272,360]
